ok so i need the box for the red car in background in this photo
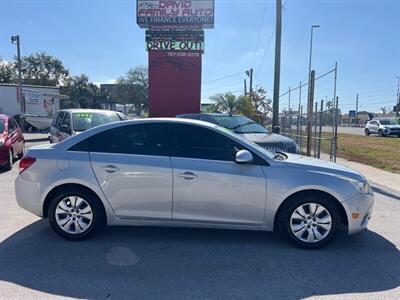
[0,114,25,170]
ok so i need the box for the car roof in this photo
[0,114,10,120]
[58,109,122,114]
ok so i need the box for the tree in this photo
[111,66,148,115]
[249,88,272,125]
[209,92,246,115]
[60,74,100,109]
[0,60,17,84]
[20,52,69,86]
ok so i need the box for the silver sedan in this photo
[15,118,374,248]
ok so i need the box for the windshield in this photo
[73,112,121,132]
[215,125,275,159]
[213,115,268,134]
[379,120,397,125]
[0,119,4,133]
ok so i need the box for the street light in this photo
[308,25,320,82]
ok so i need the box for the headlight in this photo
[349,179,372,194]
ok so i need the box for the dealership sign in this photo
[137,0,214,28]
[146,29,204,51]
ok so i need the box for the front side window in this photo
[56,112,65,128]
[88,123,164,156]
[73,112,120,132]
[169,124,242,161]
[60,113,71,128]
[0,119,4,133]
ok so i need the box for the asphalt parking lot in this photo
[0,134,399,299]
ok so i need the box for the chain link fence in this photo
[278,65,339,161]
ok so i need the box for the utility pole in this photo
[396,76,400,117]
[272,0,282,133]
[356,93,359,125]
[244,79,247,96]
[11,35,24,130]
[246,68,253,98]
[307,70,316,157]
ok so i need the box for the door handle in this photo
[101,165,120,173]
[178,171,198,180]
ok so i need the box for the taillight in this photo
[19,156,36,174]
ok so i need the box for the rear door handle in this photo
[178,171,198,180]
[101,165,120,173]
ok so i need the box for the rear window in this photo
[73,112,121,132]
[213,115,268,134]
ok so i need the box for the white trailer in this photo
[0,84,66,130]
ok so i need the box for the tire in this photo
[365,128,370,136]
[277,193,340,249]
[48,188,106,241]
[378,130,385,137]
[4,149,13,171]
[17,144,25,160]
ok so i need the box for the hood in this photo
[239,132,295,145]
[284,153,366,182]
[384,125,400,129]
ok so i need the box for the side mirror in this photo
[59,125,70,134]
[235,150,253,164]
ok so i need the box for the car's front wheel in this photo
[278,194,340,249]
[48,188,105,240]
[378,129,385,137]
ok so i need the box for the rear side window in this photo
[87,123,164,156]
[169,124,242,161]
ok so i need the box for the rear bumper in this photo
[344,193,374,235]
[15,175,44,217]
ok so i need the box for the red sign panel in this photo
[148,51,201,117]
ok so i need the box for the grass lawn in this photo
[320,133,400,174]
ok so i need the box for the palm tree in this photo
[209,92,245,115]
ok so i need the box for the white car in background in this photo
[365,119,400,137]
[15,118,374,249]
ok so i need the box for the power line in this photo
[252,0,268,68]
[202,72,243,85]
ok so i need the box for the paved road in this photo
[290,126,366,136]
[0,137,399,299]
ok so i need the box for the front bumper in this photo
[343,192,374,235]
[15,175,45,217]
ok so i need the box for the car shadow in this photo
[0,221,399,299]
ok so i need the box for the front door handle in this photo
[178,171,198,180]
[101,165,120,173]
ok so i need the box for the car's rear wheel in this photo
[365,128,370,136]
[17,144,25,160]
[48,188,105,240]
[378,129,385,137]
[278,194,339,249]
[4,149,13,171]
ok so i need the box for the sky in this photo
[0,0,399,113]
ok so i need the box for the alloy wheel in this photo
[290,202,332,243]
[55,196,93,234]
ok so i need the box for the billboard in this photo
[146,29,204,51]
[137,0,214,28]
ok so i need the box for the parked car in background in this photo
[365,119,400,137]
[0,114,25,170]
[49,109,127,143]
[177,113,298,153]
[15,118,374,249]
